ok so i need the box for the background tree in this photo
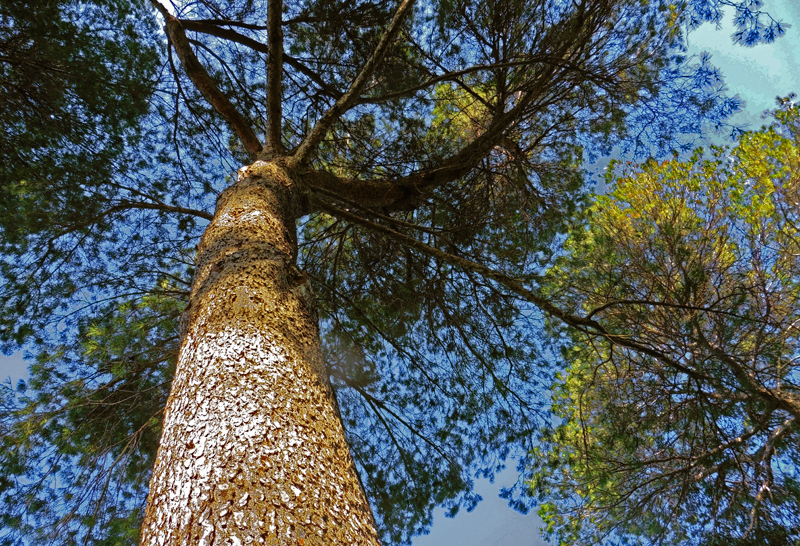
[529,100,800,546]
[0,0,786,544]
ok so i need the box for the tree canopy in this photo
[0,0,159,250]
[0,0,789,544]
[530,100,800,546]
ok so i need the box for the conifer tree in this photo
[0,0,786,544]
[531,101,800,546]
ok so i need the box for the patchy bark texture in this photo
[140,160,380,546]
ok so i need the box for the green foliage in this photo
[0,0,785,544]
[0,0,160,245]
[530,102,800,546]
[0,290,183,546]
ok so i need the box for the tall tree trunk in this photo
[140,160,381,546]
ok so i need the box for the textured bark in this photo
[140,160,380,546]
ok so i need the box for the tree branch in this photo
[151,0,262,156]
[692,415,796,481]
[179,20,344,101]
[291,0,417,165]
[309,195,714,385]
[299,5,606,205]
[190,18,269,31]
[265,0,284,154]
[371,67,565,203]
[693,329,800,420]
[115,200,214,221]
[300,167,408,209]
[356,57,547,105]
[295,75,558,212]
[586,298,769,323]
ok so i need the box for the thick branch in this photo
[265,0,284,154]
[310,184,442,235]
[371,67,563,205]
[355,4,608,197]
[291,0,417,165]
[152,0,262,155]
[302,168,408,209]
[297,76,555,212]
[315,7,602,203]
[694,330,800,420]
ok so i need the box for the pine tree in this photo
[530,101,800,546]
[0,0,786,544]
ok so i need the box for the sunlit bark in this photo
[140,160,380,546]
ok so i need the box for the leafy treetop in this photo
[530,99,800,546]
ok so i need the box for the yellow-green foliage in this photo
[530,103,800,546]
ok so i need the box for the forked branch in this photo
[178,21,345,101]
[150,0,263,156]
[291,0,417,165]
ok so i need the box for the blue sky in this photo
[1,1,799,544]
[685,0,800,130]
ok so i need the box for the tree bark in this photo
[140,160,380,546]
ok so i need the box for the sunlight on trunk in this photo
[140,161,380,545]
